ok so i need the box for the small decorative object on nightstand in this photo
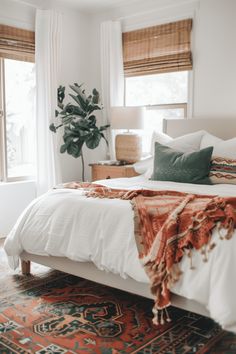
[89,162,139,181]
[110,106,144,163]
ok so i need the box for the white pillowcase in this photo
[150,131,172,151]
[151,130,206,155]
[133,156,153,174]
[134,130,206,176]
[200,132,236,159]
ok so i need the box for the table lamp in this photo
[110,106,144,163]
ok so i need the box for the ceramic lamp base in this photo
[115,133,142,163]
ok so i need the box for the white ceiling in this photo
[13,0,146,12]
[13,0,197,14]
[56,0,143,12]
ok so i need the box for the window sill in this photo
[0,179,36,186]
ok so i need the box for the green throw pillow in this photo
[151,142,213,184]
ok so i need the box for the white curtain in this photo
[35,9,62,195]
[100,21,124,159]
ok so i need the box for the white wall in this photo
[193,0,236,117]
[0,0,35,29]
[88,0,236,119]
[56,8,93,182]
[54,6,108,182]
[0,181,36,237]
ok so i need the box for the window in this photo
[0,25,35,182]
[122,19,192,154]
[125,70,189,153]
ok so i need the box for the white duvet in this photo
[4,176,236,332]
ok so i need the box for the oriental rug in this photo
[0,245,236,353]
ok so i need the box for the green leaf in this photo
[78,118,89,127]
[49,123,56,133]
[64,126,79,137]
[69,84,87,105]
[87,104,101,115]
[69,94,81,106]
[58,86,65,107]
[92,88,99,104]
[63,136,74,145]
[69,84,85,97]
[72,106,87,117]
[61,115,74,125]
[60,144,68,153]
[87,95,92,104]
[76,139,85,157]
[85,131,101,149]
[65,105,75,115]
[99,124,110,131]
[62,104,85,118]
[100,132,109,146]
[67,143,78,157]
[69,94,87,111]
[88,115,96,127]
[73,119,90,132]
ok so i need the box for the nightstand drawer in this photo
[90,164,139,181]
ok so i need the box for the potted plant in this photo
[50,83,109,181]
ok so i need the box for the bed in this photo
[4,118,236,333]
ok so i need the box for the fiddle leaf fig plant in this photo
[49,83,109,181]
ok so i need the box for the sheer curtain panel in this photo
[35,9,62,195]
[100,21,124,159]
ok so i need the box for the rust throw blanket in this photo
[63,182,236,324]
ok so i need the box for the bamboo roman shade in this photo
[0,24,35,62]
[123,19,192,77]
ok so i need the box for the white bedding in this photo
[4,176,236,332]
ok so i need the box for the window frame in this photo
[0,57,36,183]
[124,70,192,156]
[124,70,191,119]
[145,103,187,116]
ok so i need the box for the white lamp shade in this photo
[110,106,144,130]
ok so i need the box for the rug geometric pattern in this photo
[0,271,235,354]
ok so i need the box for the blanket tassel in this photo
[152,307,171,325]
[187,249,195,270]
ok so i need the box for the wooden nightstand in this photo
[89,163,139,182]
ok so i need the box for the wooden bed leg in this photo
[21,260,31,275]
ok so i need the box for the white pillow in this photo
[133,156,153,174]
[150,131,172,151]
[200,132,236,159]
[151,130,206,155]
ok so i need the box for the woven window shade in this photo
[0,24,35,62]
[123,19,192,77]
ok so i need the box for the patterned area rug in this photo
[0,244,236,353]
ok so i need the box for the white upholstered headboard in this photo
[163,118,236,140]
